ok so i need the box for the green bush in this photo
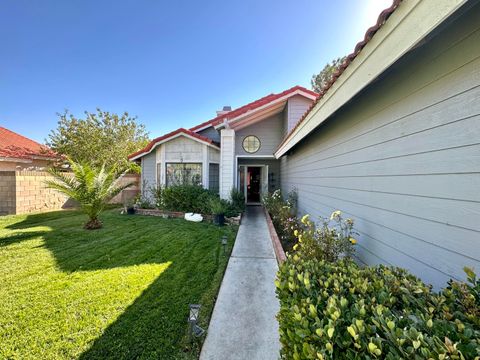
[294,211,357,263]
[262,189,300,251]
[230,187,245,212]
[276,255,480,360]
[209,197,228,215]
[156,185,217,214]
[149,184,242,217]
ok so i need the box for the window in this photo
[242,135,261,153]
[209,163,219,193]
[166,163,202,186]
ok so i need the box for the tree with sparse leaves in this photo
[47,109,149,172]
[311,57,346,93]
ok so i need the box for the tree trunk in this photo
[84,217,103,230]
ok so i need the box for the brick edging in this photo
[263,207,287,264]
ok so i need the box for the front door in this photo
[247,167,261,203]
[238,165,268,204]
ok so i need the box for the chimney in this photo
[216,105,232,116]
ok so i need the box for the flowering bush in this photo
[294,211,357,262]
[262,189,300,251]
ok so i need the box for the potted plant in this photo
[209,198,227,226]
[125,198,136,215]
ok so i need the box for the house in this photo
[0,126,58,170]
[275,0,480,289]
[130,0,479,288]
[128,85,318,202]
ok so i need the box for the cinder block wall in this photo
[0,171,140,215]
[14,171,71,214]
[0,172,16,215]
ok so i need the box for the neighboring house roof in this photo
[190,85,318,132]
[128,128,220,161]
[0,126,58,162]
[275,0,467,157]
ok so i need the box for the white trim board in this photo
[275,0,467,158]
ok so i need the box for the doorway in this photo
[246,167,261,203]
[238,165,268,204]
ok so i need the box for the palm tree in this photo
[46,160,134,229]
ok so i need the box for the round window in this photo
[242,135,261,153]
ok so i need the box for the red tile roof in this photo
[277,0,402,152]
[0,126,58,161]
[128,85,318,160]
[189,85,318,132]
[128,128,219,160]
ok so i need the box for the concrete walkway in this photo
[200,206,281,360]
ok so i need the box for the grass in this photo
[0,209,237,359]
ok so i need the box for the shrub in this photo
[294,211,357,262]
[276,256,480,360]
[262,189,300,251]
[209,197,228,215]
[230,187,246,212]
[148,184,242,217]
[159,185,216,214]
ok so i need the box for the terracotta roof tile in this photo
[0,126,58,160]
[277,0,402,152]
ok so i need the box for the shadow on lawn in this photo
[4,210,232,359]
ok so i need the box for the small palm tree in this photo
[46,160,134,229]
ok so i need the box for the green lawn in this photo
[0,209,236,359]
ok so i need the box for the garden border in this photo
[135,208,242,225]
[264,207,286,264]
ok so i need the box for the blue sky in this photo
[1,0,392,143]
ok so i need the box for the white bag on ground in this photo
[184,213,203,222]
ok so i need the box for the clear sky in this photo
[1,0,392,143]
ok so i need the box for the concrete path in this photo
[200,206,281,360]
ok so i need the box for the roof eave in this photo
[215,89,317,130]
[275,0,467,158]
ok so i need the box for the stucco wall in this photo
[279,5,480,289]
[0,159,51,171]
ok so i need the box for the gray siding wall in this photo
[284,95,312,135]
[235,114,283,156]
[141,151,156,197]
[280,7,480,289]
[197,127,221,143]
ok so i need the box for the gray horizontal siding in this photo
[285,95,312,134]
[197,126,221,143]
[280,6,480,289]
[235,114,283,156]
[141,151,156,197]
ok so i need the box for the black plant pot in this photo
[127,207,136,215]
[214,214,225,226]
